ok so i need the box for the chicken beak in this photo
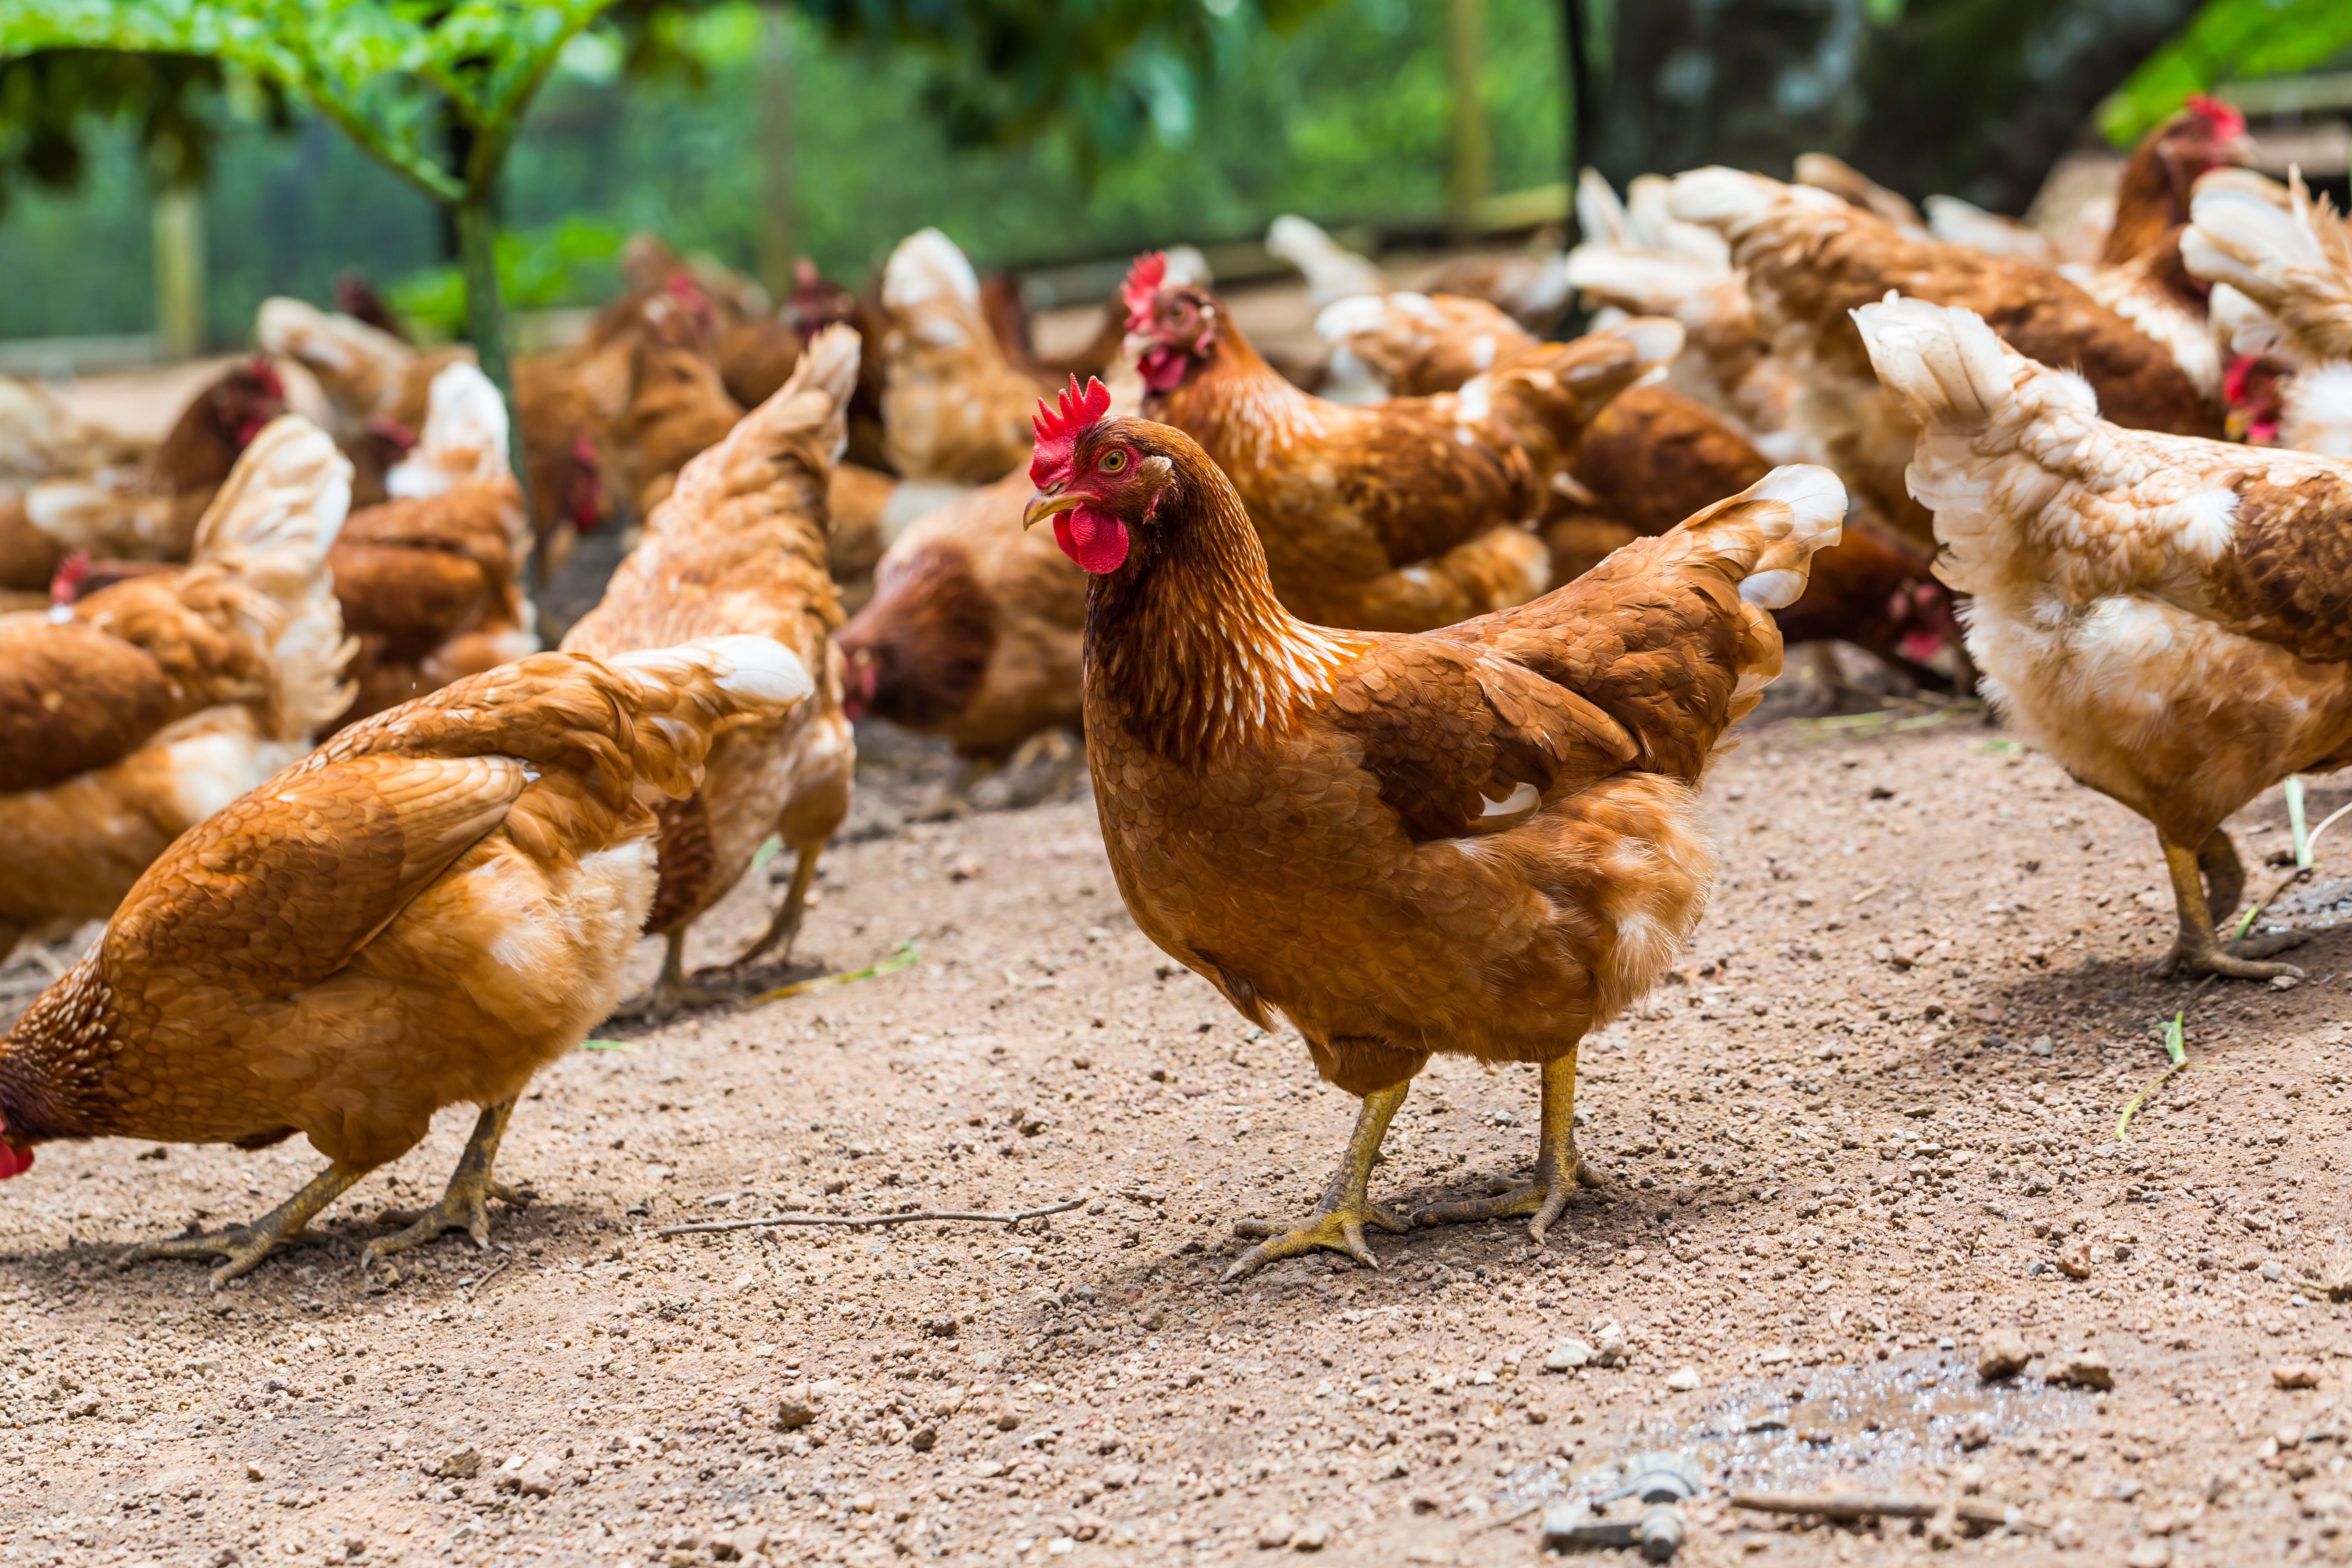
[1022,490,1087,531]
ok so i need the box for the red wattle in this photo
[1139,346,1188,392]
[1054,506,1130,574]
[1898,630,1946,664]
[0,1143,33,1179]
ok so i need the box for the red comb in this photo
[1121,253,1169,332]
[248,356,286,401]
[2185,94,2247,140]
[367,414,417,452]
[48,550,89,606]
[1030,375,1112,488]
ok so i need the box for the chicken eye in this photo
[1100,450,1127,473]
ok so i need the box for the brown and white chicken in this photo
[329,363,538,727]
[1855,294,2352,980]
[562,327,860,1016]
[0,417,354,962]
[2183,171,2352,456]
[0,635,811,1281]
[878,229,1049,484]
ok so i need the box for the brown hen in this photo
[1125,255,1681,633]
[1021,377,1844,1273]
[0,418,354,963]
[0,636,811,1281]
[562,327,860,1017]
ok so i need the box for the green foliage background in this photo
[0,0,1568,344]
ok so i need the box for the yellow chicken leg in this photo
[2158,837,2307,981]
[610,928,744,1020]
[364,1102,530,1266]
[1415,1053,1602,1245]
[1227,1082,1411,1280]
[732,844,820,972]
[120,1163,364,1288]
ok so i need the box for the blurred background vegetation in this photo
[4,0,2352,350]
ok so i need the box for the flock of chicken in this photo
[1,91,2348,1286]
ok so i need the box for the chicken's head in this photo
[1889,577,1960,666]
[563,436,608,532]
[0,1109,31,1179]
[2156,96,2254,205]
[207,358,292,452]
[1022,375,1183,576]
[1122,253,1223,394]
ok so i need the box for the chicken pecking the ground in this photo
[1021,376,1844,1272]
[879,229,1050,485]
[0,636,811,1281]
[0,417,354,964]
[1315,290,1964,685]
[562,327,860,1017]
[1668,166,2222,555]
[0,360,290,596]
[835,470,1088,800]
[328,363,538,728]
[1855,295,2352,980]
[1123,254,1681,633]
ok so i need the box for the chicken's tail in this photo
[187,415,356,740]
[1793,151,1923,232]
[1265,214,1391,307]
[1924,195,2057,265]
[1666,166,1853,274]
[602,635,817,797]
[388,362,512,500]
[1312,291,1531,399]
[1476,316,1684,471]
[658,323,861,526]
[882,228,982,312]
[2182,178,2352,362]
[256,296,415,421]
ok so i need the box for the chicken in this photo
[616,233,806,410]
[824,463,972,614]
[836,471,1087,775]
[1853,294,2352,980]
[265,296,613,563]
[1020,375,1844,1271]
[1418,235,1576,334]
[561,327,860,1016]
[1923,197,2058,266]
[1265,215,1391,308]
[0,361,289,593]
[1563,171,1800,448]
[0,418,354,963]
[612,281,746,519]
[1795,153,1927,235]
[0,635,811,1281]
[1124,254,1681,632]
[0,374,146,489]
[2183,173,2352,455]
[879,229,1050,484]
[1667,166,2221,554]
[328,364,537,727]
[1316,290,1963,679]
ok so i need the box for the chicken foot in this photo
[119,1162,364,1287]
[2157,837,2308,981]
[363,1101,531,1267]
[1225,1082,1411,1281]
[609,927,746,1019]
[1413,1054,1601,1245]
[731,844,820,973]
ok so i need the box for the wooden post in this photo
[757,2,797,304]
[153,183,206,360]
[1448,0,1492,240]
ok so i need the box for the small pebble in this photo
[1257,1514,1297,1549]
[1978,1328,2032,1381]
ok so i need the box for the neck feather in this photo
[1085,460,1356,762]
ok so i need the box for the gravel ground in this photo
[2,710,2349,1568]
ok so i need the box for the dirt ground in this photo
[3,700,2349,1568]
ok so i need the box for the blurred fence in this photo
[0,0,1568,352]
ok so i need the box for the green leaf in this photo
[386,212,625,336]
[2097,0,2352,147]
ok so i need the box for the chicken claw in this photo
[1414,1054,1598,1245]
[2157,840,2308,982]
[610,930,744,1020]
[363,1102,528,1267]
[1225,1082,1410,1280]
[731,844,821,974]
[119,1164,363,1288]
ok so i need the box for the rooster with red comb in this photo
[1024,373,1848,1277]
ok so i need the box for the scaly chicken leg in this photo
[363,1101,531,1266]
[1226,1083,1412,1280]
[732,844,820,973]
[1413,1054,1604,1245]
[119,1163,364,1287]
[610,929,746,1019]
[2159,837,2309,980]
